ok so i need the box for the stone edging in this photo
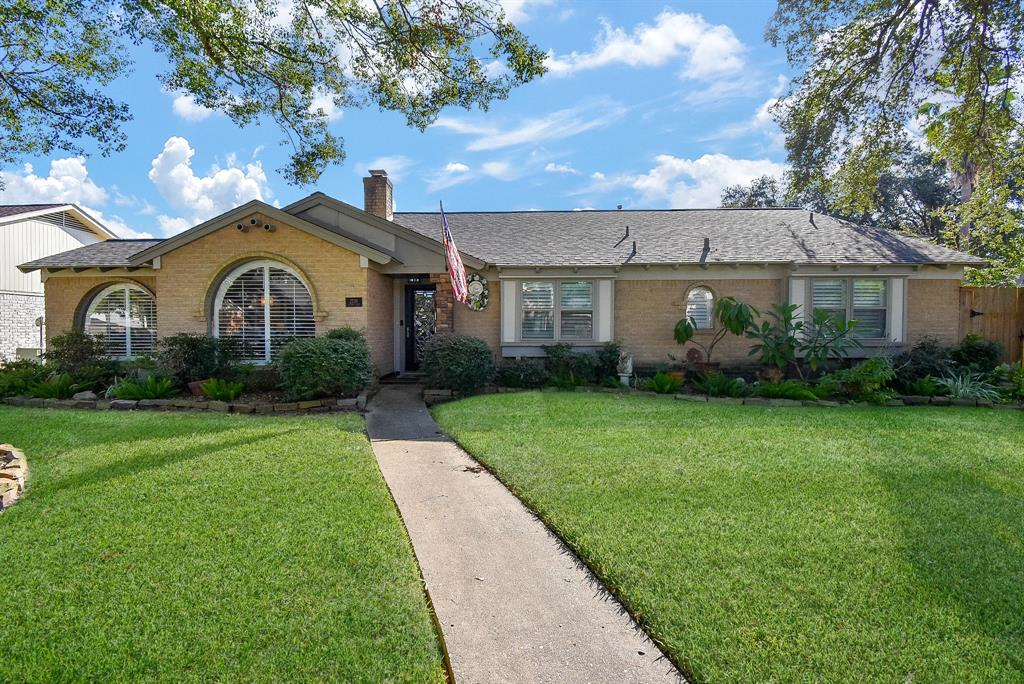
[0,444,28,511]
[425,386,1024,410]
[2,391,371,415]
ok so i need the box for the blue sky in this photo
[0,0,792,239]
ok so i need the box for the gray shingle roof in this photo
[18,239,163,270]
[394,208,985,267]
[0,203,64,219]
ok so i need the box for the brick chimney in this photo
[363,169,393,221]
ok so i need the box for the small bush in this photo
[325,327,367,344]
[498,359,548,388]
[111,376,176,400]
[71,360,125,393]
[44,331,107,374]
[543,343,598,385]
[0,360,50,397]
[643,371,682,394]
[992,362,1024,401]
[893,337,953,390]
[421,335,496,394]
[279,337,373,400]
[29,373,86,399]
[233,363,283,393]
[935,371,1002,401]
[157,334,238,386]
[693,371,748,397]
[815,356,896,403]
[754,379,818,401]
[905,375,941,397]
[950,334,1003,373]
[594,341,623,380]
[201,378,243,401]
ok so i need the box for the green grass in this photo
[434,393,1024,683]
[0,407,445,683]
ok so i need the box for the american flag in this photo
[440,202,469,304]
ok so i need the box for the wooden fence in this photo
[959,287,1024,363]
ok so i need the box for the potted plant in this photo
[673,296,758,371]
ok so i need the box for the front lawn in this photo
[0,407,445,683]
[434,393,1024,683]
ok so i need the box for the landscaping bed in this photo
[0,407,446,682]
[434,392,1024,682]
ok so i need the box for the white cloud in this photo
[432,103,626,151]
[309,89,343,122]
[481,160,514,179]
[148,136,272,231]
[590,171,606,181]
[546,11,746,80]
[499,0,554,23]
[0,157,108,206]
[544,161,578,174]
[358,155,416,181]
[703,95,785,147]
[426,162,473,192]
[583,153,786,208]
[172,94,214,122]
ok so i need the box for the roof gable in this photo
[127,200,394,266]
[0,203,117,239]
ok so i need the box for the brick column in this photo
[430,273,455,334]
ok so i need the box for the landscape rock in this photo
[356,392,369,410]
[230,403,255,414]
[337,398,359,410]
[274,402,299,412]
[297,400,321,410]
[72,390,98,401]
[930,396,952,406]
[110,400,138,410]
[674,394,706,402]
[208,401,229,412]
[743,397,771,406]
[901,395,930,405]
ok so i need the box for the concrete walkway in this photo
[366,385,684,684]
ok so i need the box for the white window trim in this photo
[212,259,314,364]
[516,279,596,343]
[82,283,156,359]
[684,285,715,330]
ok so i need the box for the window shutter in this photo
[596,280,613,342]
[501,280,516,343]
[686,287,714,329]
[887,278,905,343]
[218,267,267,363]
[84,284,157,359]
[216,263,315,363]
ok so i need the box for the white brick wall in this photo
[0,292,44,362]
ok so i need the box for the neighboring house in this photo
[1,204,115,362]
[19,170,985,374]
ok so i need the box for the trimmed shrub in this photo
[279,337,373,400]
[233,363,283,393]
[950,334,1003,373]
[498,359,547,388]
[421,335,496,394]
[543,343,597,385]
[157,334,238,386]
[325,326,368,344]
[44,331,107,374]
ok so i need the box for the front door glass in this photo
[406,286,436,370]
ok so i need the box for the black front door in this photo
[404,284,436,371]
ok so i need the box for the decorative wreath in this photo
[465,272,489,311]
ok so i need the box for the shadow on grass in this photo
[877,464,1024,672]
[33,426,304,503]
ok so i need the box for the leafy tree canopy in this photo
[720,174,793,209]
[767,0,1024,284]
[0,0,546,184]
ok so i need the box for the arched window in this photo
[686,286,714,329]
[83,283,157,358]
[213,260,315,363]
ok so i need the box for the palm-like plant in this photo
[673,297,759,366]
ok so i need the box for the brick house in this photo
[18,170,984,374]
